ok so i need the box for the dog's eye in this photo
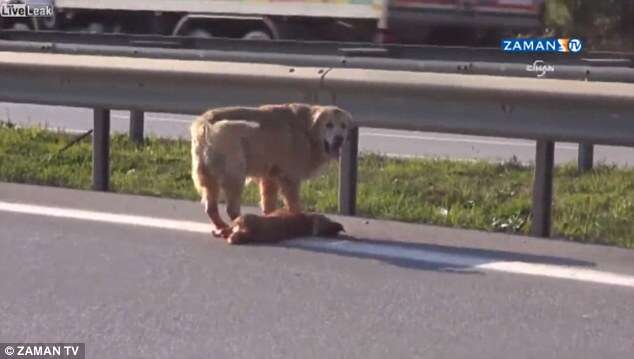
[341,123,347,130]
[326,123,334,129]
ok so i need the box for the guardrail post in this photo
[338,127,359,215]
[578,143,594,173]
[93,108,110,191]
[130,110,144,144]
[531,140,555,237]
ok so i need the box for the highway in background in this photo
[2,102,634,166]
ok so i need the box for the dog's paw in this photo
[212,227,232,239]
[227,231,249,245]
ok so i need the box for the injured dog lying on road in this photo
[214,209,345,245]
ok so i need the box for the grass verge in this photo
[1,122,633,248]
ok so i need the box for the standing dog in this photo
[191,103,353,232]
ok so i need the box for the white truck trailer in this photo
[1,0,544,43]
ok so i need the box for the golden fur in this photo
[190,103,353,231]
[217,209,345,244]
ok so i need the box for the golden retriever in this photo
[190,103,353,232]
[216,209,345,245]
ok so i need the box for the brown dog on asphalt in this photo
[190,103,353,234]
[216,209,345,245]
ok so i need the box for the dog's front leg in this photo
[279,177,302,213]
[259,177,279,215]
[204,200,229,236]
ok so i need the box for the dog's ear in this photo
[306,106,326,143]
[309,106,325,127]
[336,108,353,125]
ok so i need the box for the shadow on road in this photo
[279,236,596,274]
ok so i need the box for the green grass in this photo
[1,122,633,248]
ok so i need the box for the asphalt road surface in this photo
[1,182,633,359]
[2,102,634,166]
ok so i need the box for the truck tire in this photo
[242,30,272,40]
[12,23,30,31]
[37,10,59,30]
[86,22,106,33]
[186,28,213,38]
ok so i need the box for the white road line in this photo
[372,153,506,164]
[1,200,632,289]
[0,201,210,234]
[111,114,190,124]
[372,152,492,162]
[361,132,579,151]
[15,127,90,135]
[291,241,634,288]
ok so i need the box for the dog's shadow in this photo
[276,235,596,275]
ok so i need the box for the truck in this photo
[1,0,545,44]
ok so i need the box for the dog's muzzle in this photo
[324,135,344,157]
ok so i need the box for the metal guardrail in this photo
[0,30,633,83]
[1,30,631,64]
[1,51,633,237]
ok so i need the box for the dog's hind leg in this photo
[192,152,228,231]
[223,180,244,220]
[259,177,279,215]
[221,149,248,220]
[202,177,228,231]
[222,174,246,220]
